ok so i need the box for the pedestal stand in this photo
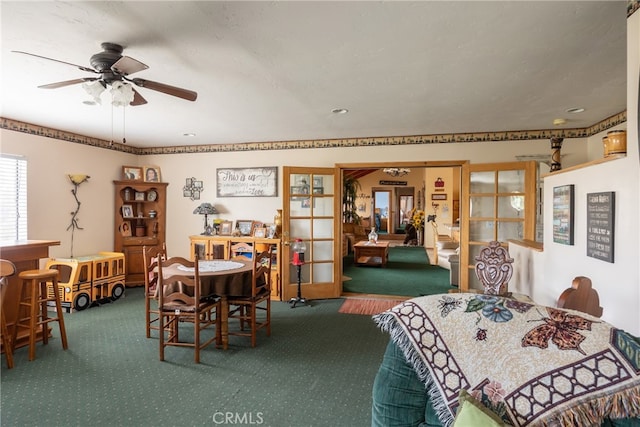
[289,264,308,308]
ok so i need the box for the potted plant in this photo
[343,175,361,224]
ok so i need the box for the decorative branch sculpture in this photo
[67,174,90,257]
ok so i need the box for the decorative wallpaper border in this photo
[0,111,627,156]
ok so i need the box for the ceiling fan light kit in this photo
[13,42,197,106]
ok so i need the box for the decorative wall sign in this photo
[586,191,615,263]
[552,185,574,245]
[379,180,407,186]
[431,193,447,200]
[217,167,278,197]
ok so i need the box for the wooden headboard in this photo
[557,276,603,318]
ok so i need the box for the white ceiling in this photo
[0,1,628,149]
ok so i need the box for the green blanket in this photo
[374,293,640,426]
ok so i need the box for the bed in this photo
[371,290,640,426]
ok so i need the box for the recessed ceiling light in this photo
[331,108,349,114]
[566,107,585,114]
[183,133,196,137]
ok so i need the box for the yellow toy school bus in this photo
[45,252,126,312]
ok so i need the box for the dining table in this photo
[160,259,253,350]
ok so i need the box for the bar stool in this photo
[14,269,68,361]
[1,259,17,369]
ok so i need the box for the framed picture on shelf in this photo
[235,220,254,236]
[121,205,134,218]
[134,191,145,201]
[122,166,142,181]
[313,187,323,194]
[251,221,264,236]
[219,220,233,236]
[267,224,276,238]
[143,166,161,183]
[253,227,267,238]
[119,222,132,237]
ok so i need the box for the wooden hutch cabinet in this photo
[114,180,168,286]
[188,235,282,300]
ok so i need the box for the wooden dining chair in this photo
[229,241,254,261]
[157,255,221,363]
[1,259,17,369]
[557,276,603,318]
[474,241,513,295]
[227,245,273,347]
[143,243,167,339]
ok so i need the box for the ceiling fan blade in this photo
[111,56,148,76]
[130,88,148,106]
[12,50,97,74]
[38,77,99,89]
[129,78,197,101]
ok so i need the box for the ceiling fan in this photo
[13,42,197,106]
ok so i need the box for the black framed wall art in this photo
[552,184,574,245]
[586,191,615,263]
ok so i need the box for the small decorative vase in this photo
[274,209,283,237]
[368,227,378,244]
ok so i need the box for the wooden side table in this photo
[353,241,390,267]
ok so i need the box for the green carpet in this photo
[342,246,454,297]
[1,288,389,426]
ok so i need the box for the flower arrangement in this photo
[411,209,425,229]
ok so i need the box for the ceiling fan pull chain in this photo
[110,102,115,146]
[122,106,126,144]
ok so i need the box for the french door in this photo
[459,161,537,291]
[282,167,341,301]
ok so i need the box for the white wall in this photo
[539,11,640,335]
[0,131,136,259]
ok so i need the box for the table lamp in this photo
[193,203,218,235]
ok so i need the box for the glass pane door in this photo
[282,167,340,301]
[460,161,537,291]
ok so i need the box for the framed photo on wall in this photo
[552,184,574,245]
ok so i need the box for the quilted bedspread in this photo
[373,293,640,426]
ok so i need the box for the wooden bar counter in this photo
[0,240,61,352]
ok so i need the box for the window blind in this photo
[0,154,28,241]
